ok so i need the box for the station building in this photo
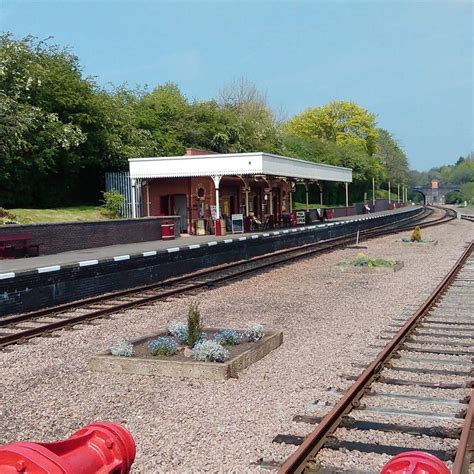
[128,148,352,235]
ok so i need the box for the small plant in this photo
[411,226,422,242]
[110,339,134,357]
[338,253,395,268]
[0,207,19,225]
[187,301,203,348]
[148,336,178,356]
[192,340,230,362]
[101,189,125,218]
[214,328,240,346]
[247,323,265,342]
[168,322,188,344]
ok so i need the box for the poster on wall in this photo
[231,214,244,233]
[296,211,306,225]
[210,205,217,219]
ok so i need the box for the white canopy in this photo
[129,152,352,183]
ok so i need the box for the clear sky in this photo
[1,0,472,171]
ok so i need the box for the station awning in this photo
[128,152,352,183]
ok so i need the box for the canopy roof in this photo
[129,152,352,183]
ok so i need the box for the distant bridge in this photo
[411,180,460,205]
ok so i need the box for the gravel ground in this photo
[0,217,472,473]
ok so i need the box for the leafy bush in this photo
[148,336,178,356]
[214,328,241,346]
[187,301,203,348]
[0,207,19,225]
[101,189,125,218]
[246,323,265,342]
[168,322,188,344]
[192,340,229,362]
[110,339,134,357]
[411,226,422,242]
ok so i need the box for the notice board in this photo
[296,211,306,225]
[231,214,244,233]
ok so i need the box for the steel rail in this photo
[0,208,430,329]
[278,240,474,474]
[0,207,450,348]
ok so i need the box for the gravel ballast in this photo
[0,217,472,472]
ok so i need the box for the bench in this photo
[0,232,42,259]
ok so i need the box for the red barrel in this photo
[381,451,450,474]
[0,422,136,473]
[323,209,334,220]
[161,221,175,240]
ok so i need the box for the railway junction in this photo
[0,206,472,472]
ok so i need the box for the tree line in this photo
[1,34,422,208]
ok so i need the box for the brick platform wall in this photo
[0,208,421,317]
[0,216,180,255]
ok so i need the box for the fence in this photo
[105,172,143,218]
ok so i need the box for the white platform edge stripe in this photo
[79,260,99,266]
[189,244,201,249]
[38,265,61,273]
[142,251,157,257]
[224,239,233,243]
[238,236,247,241]
[167,247,180,253]
[207,241,218,246]
[113,255,130,261]
[0,272,15,279]
[251,235,259,239]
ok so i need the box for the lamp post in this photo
[388,181,391,204]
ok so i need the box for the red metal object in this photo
[161,221,175,240]
[381,451,450,474]
[0,422,135,473]
[323,209,334,220]
[214,218,222,236]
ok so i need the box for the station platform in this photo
[0,206,421,317]
[0,207,412,276]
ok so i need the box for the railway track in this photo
[276,241,473,473]
[0,206,455,349]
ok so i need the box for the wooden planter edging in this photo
[395,240,438,247]
[337,261,404,273]
[89,330,283,380]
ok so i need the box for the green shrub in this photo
[187,302,203,348]
[0,207,19,224]
[101,190,125,218]
[411,226,422,242]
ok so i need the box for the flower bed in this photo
[337,252,403,273]
[90,303,282,379]
[90,328,282,380]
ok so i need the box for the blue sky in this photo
[1,0,472,171]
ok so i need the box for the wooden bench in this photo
[0,233,41,259]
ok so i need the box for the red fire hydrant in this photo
[381,451,450,474]
[0,422,136,473]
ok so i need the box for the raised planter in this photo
[90,329,283,380]
[395,239,438,247]
[337,261,404,273]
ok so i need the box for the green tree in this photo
[285,100,379,156]
[375,129,409,183]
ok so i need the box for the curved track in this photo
[278,241,473,474]
[0,206,456,349]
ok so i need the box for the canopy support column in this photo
[211,175,222,218]
[304,182,309,211]
[131,178,137,219]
